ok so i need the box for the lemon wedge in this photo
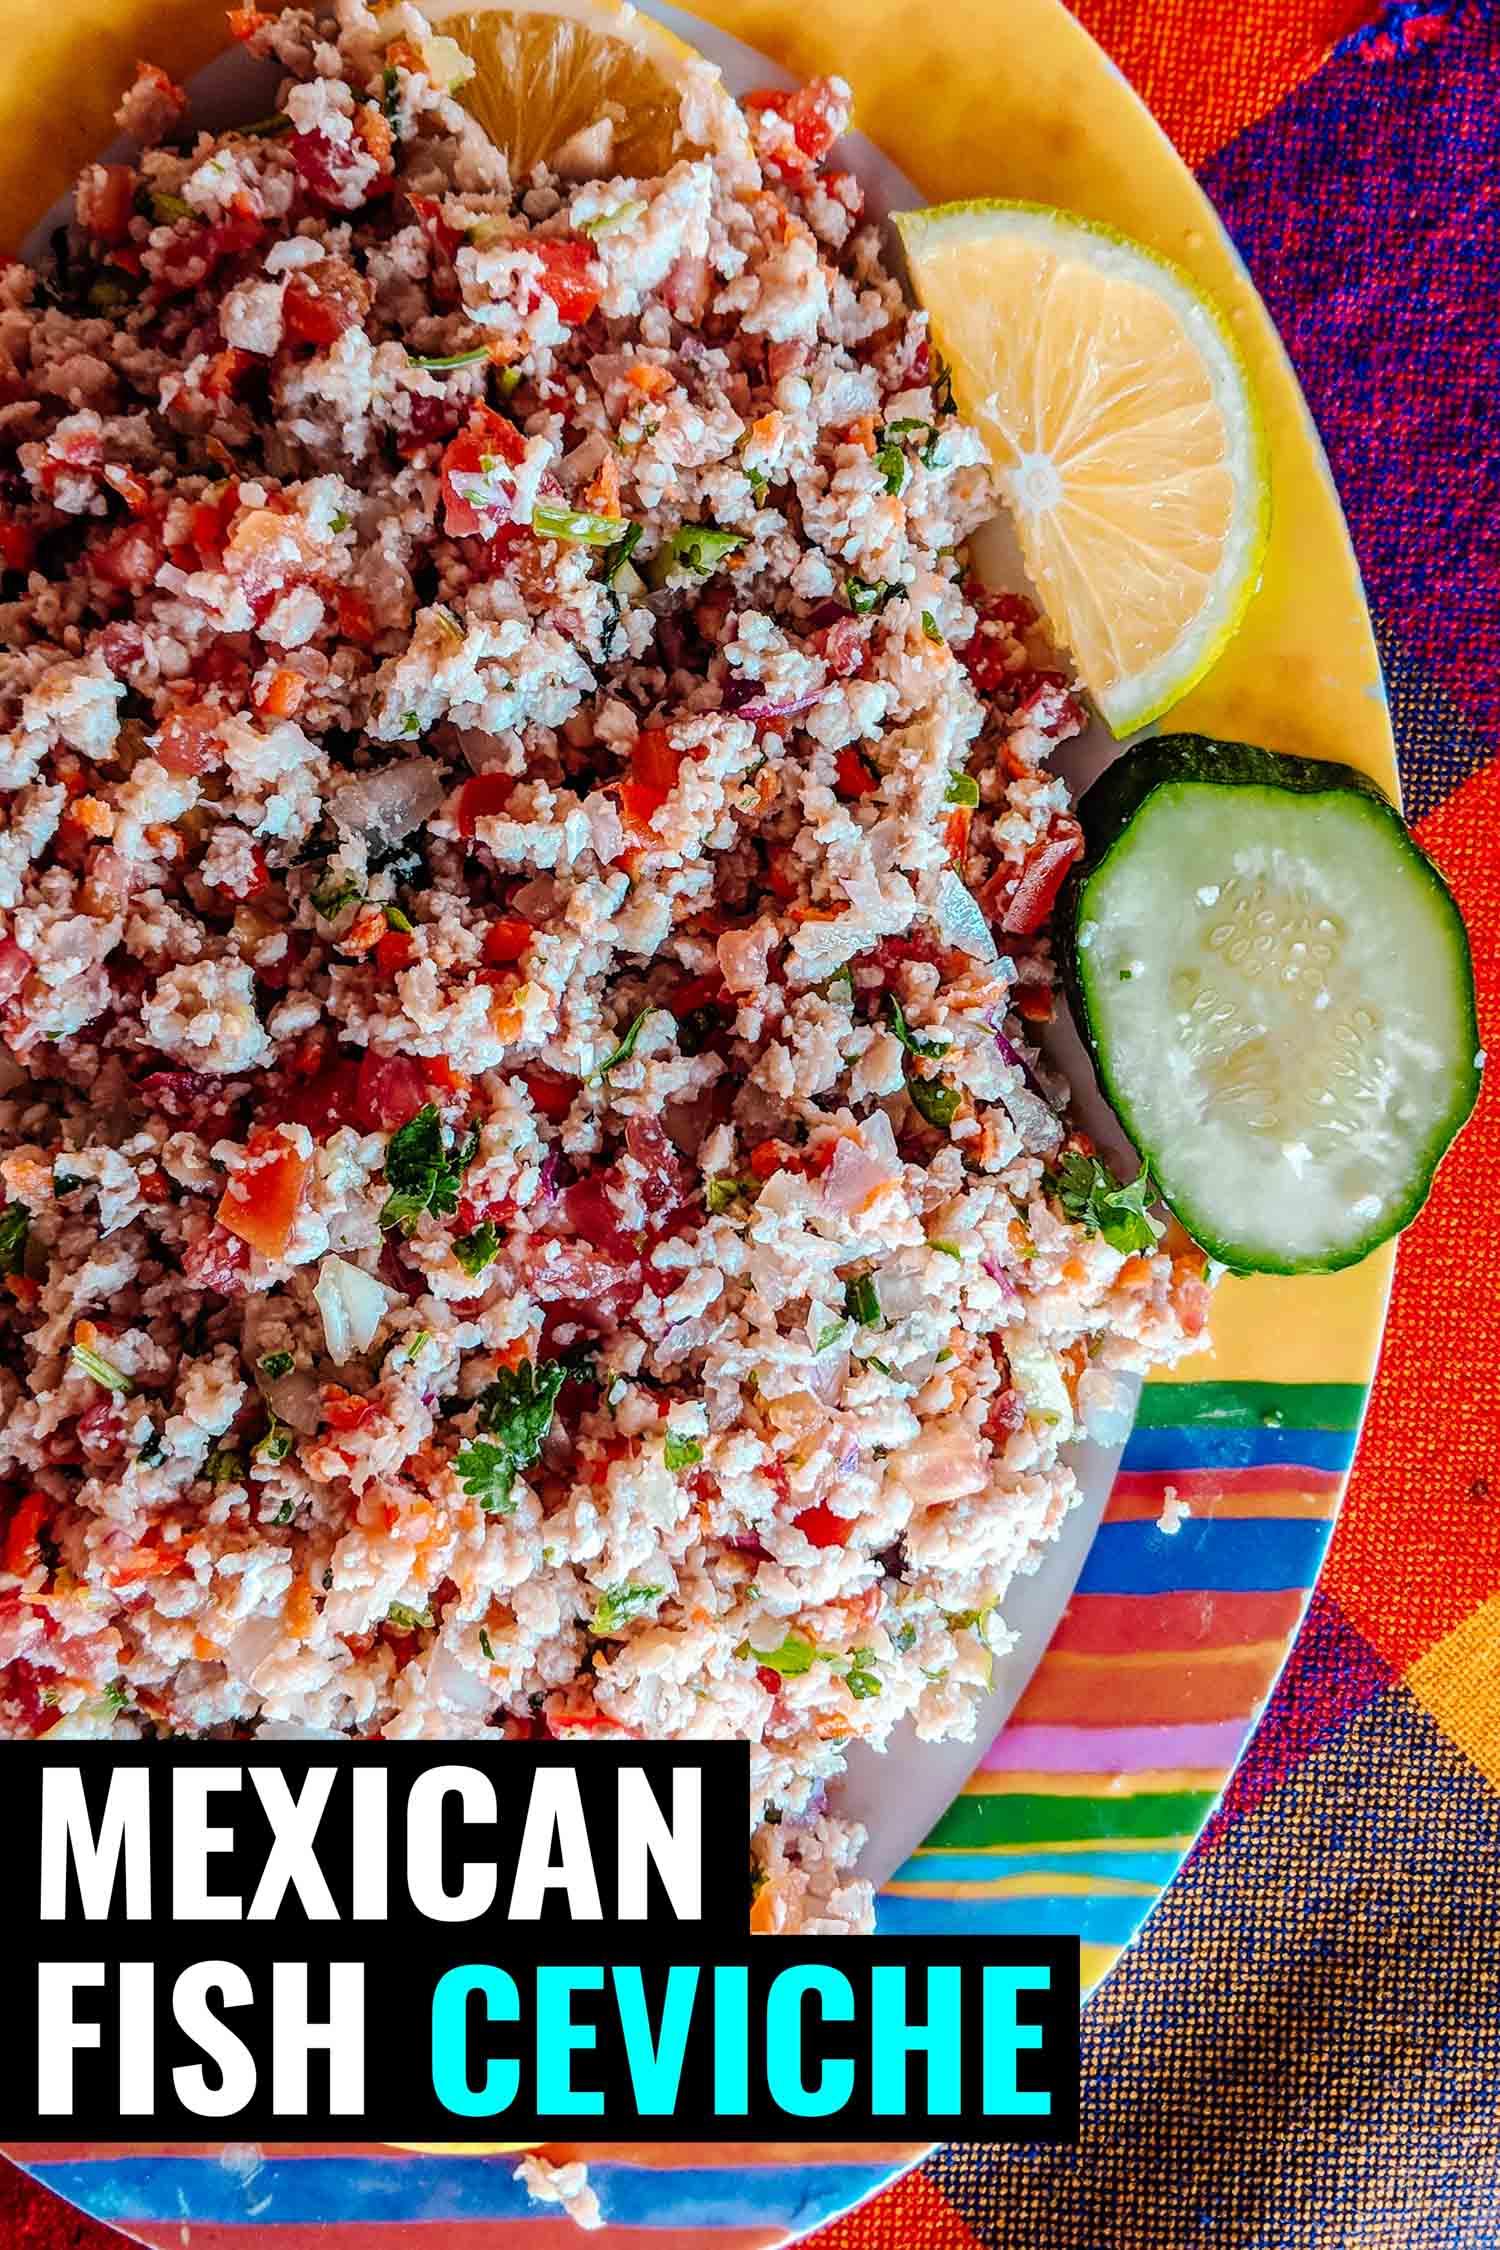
[418,0,740,181]
[895,201,1269,736]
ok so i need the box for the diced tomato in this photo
[156,703,222,777]
[181,1223,250,1295]
[944,807,972,864]
[406,191,468,264]
[482,915,533,966]
[957,590,1037,695]
[375,927,414,975]
[793,1499,853,1548]
[137,1167,170,1204]
[354,1051,428,1132]
[994,816,1084,936]
[440,405,527,539]
[322,1384,379,1435]
[834,746,879,799]
[3,1492,50,1578]
[0,519,36,576]
[624,1117,694,1224]
[102,463,151,515]
[749,1136,799,1181]
[216,1128,308,1260]
[743,76,848,175]
[614,776,670,844]
[523,1069,574,1121]
[985,1387,1027,1441]
[671,972,731,1016]
[870,931,971,983]
[0,939,32,1004]
[256,666,307,719]
[283,1055,361,1133]
[153,213,264,296]
[756,1665,783,1698]
[282,259,371,347]
[763,844,801,903]
[351,104,395,173]
[811,613,866,678]
[533,238,602,324]
[336,587,376,644]
[1014,984,1053,1025]
[563,1171,636,1263]
[81,164,137,246]
[90,517,163,593]
[106,1536,186,1587]
[290,127,373,210]
[631,727,682,794]
[1171,1255,1213,1340]
[227,5,270,38]
[454,771,517,837]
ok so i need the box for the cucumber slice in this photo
[1058,736,1481,1274]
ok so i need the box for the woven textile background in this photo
[4,2,1497,2247]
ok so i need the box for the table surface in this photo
[5,1,1498,2246]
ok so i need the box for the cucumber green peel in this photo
[1057,736,1481,1274]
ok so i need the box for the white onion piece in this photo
[717,922,774,995]
[314,1254,392,1364]
[427,1638,496,1714]
[807,1347,849,1404]
[224,1613,283,1686]
[824,1133,892,1217]
[996,1076,1065,1154]
[1008,1336,1075,1442]
[900,1424,987,1500]
[931,868,998,963]
[330,757,443,849]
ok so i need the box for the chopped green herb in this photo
[586,1006,652,1086]
[944,771,979,807]
[135,1431,164,1467]
[383,904,414,933]
[400,1328,433,1367]
[258,1350,294,1381]
[272,1497,296,1525]
[661,523,743,575]
[843,1274,882,1328]
[203,1446,243,1485]
[886,991,952,1060]
[922,610,943,643]
[379,1104,478,1233]
[149,191,193,223]
[453,1219,500,1278]
[1048,1150,1164,1256]
[533,499,640,547]
[71,1342,133,1396]
[400,712,422,736]
[864,1355,901,1381]
[329,510,351,533]
[845,573,887,615]
[601,519,643,584]
[706,1175,751,1216]
[455,1355,567,1513]
[405,344,491,371]
[814,1319,851,1354]
[930,1238,963,1261]
[0,1204,29,1277]
[891,1621,918,1653]
[577,197,647,237]
[906,1074,962,1130]
[745,465,769,502]
[455,1437,517,1512]
[843,1647,881,1698]
[663,1432,703,1473]
[479,1626,495,1661]
[382,62,400,124]
[255,1413,294,1465]
[311,872,361,921]
[496,364,523,396]
[385,1601,434,1632]
[53,1170,85,1195]
[87,273,135,312]
[874,441,907,496]
[737,1631,815,1678]
[591,1582,664,1633]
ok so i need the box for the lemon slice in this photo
[895,201,1269,737]
[419,0,737,181]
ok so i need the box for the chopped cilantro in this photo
[0,1204,29,1277]
[400,712,422,736]
[379,1105,479,1234]
[745,465,769,502]
[886,992,952,1061]
[203,1446,244,1485]
[455,1356,566,1512]
[874,441,907,496]
[922,610,943,643]
[663,1431,703,1473]
[71,1341,133,1396]
[843,1274,882,1328]
[706,1175,751,1216]
[944,771,979,807]
[906,1075,962,1131]
[329,510,351,533]
[843,1647,881,1698]
[591,1582,664,1633]
[136,1431,164,1467]
[845,573,889,615]
[930,1238,963,1261]
[53,1170,85,1195]
[453,1220,500,1278]
[864,1355,902,1380]
[311,872,361,921]
[259,1350,294,1380]
[815,1320,850,1354]
[586,1006,652,1086]
[254,1413,293,1465]
[383,904,414,933]
[602,519,644,586]
[479,1626,495,1661]
[385,1601,433,1632]
[737,1631,815,1678]
[1048,1150,1164,1256]
[577,197,648,238]
[272,1497,296,1525]
[382,62,400,124]
[825,961,854,1001]
[496,364,523,397]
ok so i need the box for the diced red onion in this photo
[330,756,444,850]
[823,1131,895,1217]
[722,676,825,725]
[537,1149,563,1202]
[981,1254,1022,1308]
